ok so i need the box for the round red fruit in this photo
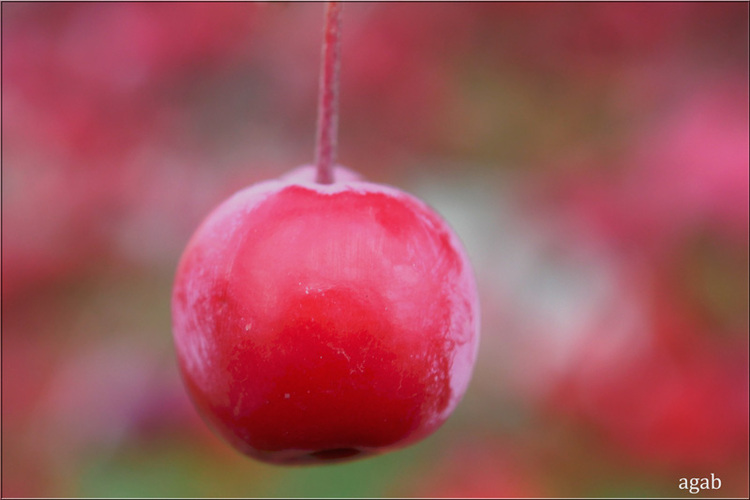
[172,165,480,464]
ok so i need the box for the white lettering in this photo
[679,475,721,494]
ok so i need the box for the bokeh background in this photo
[2,2,748,498]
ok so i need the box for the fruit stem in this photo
[314,1,342,185]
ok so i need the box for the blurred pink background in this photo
[2,3,748,497]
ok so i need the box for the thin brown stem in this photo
[314,1,342,184]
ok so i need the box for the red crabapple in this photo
[171,165,480,464]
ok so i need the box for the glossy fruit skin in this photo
[172,165,480,464]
